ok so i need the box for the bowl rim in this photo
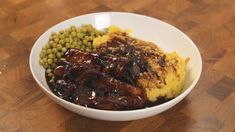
[29,11,202,114]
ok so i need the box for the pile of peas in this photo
[39,24,105,76]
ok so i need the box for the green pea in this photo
[44,44,50,49]
[77,40,82,45]
[65,38,69,43]
[52,43,57,48]
[61,47,67,53]
[47,49,52,54]
[77,33,82,38]
[87,42,92,47]
[90,35,94,40]
[65,29,70,33]
[90,32,95,36]
[57,44,62,50]
[59,30,64,34]
[49,40,54,45]
[52,31,57,35]
[59,39,65,45]
[80,33,84,38]
[60,34,65,39]
[81,45,85,50]
[75,44,80,49]
[56,52,62,58]
[64,32,69,37]
[69,37,73,43]
[46,69,52,74]
[53,58,58,62]
[77,28,82,32]
[76,28,80,33]
[49,36,54,41]
[52,35,57,39]
[39,59,44,65]
[47,58,53,64]
[86,27,91,32]
[49,76,55,82]
[52,63,57,68]
[60,58,66,61]
[81,28,87,33]
[43,58,47,63]
[48,73,53,77]
[70,44,75,48]
[74,37,78,42]
[71,31,76,37]
[70,26,76,31]
[54,38,59,43]
[83,39,88,45]
[41,49,46,54]
[84,36,89,40]
[72,41,77,45]
[86,48,91,52]
[48,54,55,59]
[65,43,71,49]
[52,48,58,53]
[40,53,45,58]
[43,63,48,69]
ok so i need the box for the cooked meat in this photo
[50,49,146,110]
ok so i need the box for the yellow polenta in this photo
[93,26,131,48]
[93,26,188,102]
[140,52,187,101]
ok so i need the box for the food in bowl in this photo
[39,24,189,110]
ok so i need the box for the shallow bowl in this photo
[29,12,202,121]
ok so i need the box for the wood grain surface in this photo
[0,0,235,131]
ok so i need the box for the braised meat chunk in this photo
[48,49,146,110]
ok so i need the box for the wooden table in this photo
[0,0,235,131]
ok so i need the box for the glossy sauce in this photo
[46,37,169,110]
[47,49,147,110]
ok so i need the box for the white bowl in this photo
[29,12,202,121]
